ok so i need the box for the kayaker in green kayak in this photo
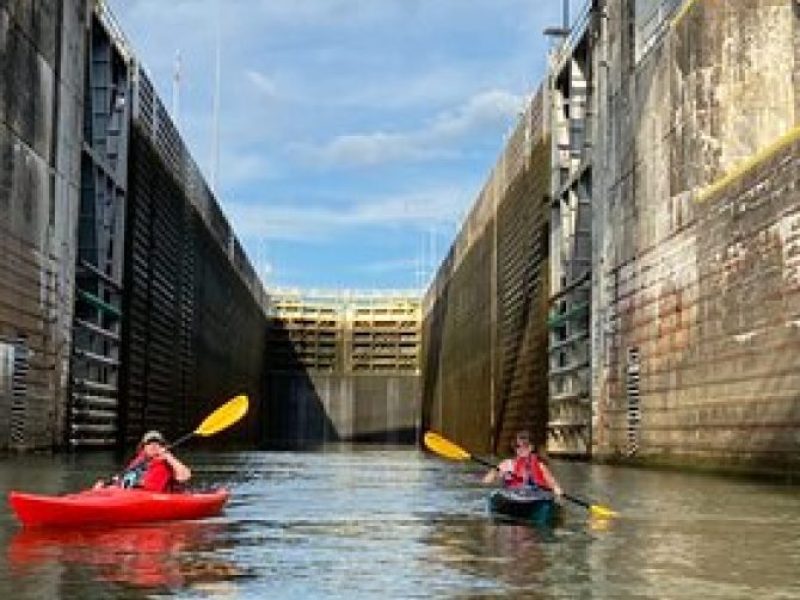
[94,430,192,492]
[482,430,564,498]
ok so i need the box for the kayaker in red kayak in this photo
[482,430,563,498]
[95,430,192,492]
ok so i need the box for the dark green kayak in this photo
[487,487,561,526]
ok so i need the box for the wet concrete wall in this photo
[122,120,267,448]
[593,0,800,475]
[421,92,551,456]
[0,0,85,450]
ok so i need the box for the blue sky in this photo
[107,0,579,290]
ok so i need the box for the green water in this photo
[0,447,798,599]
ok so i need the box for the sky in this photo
[106,0,581,291]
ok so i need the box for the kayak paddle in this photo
[100,394,250,488]
[423,431,618,518]
[169,394,250,448]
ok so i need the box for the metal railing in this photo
[636,0,685,62]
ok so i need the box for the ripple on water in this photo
[1,448,799,599]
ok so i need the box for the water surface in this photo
[1,447,798,599]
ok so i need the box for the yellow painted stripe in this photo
[671,0,701,30]
[695,125,800,204]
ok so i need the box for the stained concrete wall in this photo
[593,0,800,475]
[0,0,86,450]
[422,91,551,456]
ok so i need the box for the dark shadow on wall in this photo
[263,293,423,449]
[493,197,550,455]
[347,428,418,444]
[421,143,551,456]
[262,319,339,450]
[420,249,454,442]
[120,127,267,452]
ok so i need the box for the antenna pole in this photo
[172,50,181,125]
[211,1,221,193]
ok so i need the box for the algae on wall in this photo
[422,90,552,455]
[592,0,800,476]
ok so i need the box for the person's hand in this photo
[94,475,119,489]
[500,469,520,482]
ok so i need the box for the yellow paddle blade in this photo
[195,394,249,436]
[589,504,618,518]
[423,431,472,461]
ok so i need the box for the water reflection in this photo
[7,521,244,591]
[1,448,798,599]
[428,519,548,577]
[420,513,598,599]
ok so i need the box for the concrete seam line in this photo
[694,124,800,205]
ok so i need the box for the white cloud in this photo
[246,70,279,99]
[297,132,456,167]
[220,151,275,186]
[226,187,470,242]
[105,0,563,288]
[295,89,524,168]
[432,90,524,137]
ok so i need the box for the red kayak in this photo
[8,487,229,527]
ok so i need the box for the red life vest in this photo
[506,455,547,489]
[121,452,175,492]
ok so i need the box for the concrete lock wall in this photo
[422,0,800,476]
[421,90,551,456]
[265,373,419,447]
[592,0,800,475]
[1,1,270,450]
[0,0,86,450]
[122,68,269,448]
[265,292,422,446]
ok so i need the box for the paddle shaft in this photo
[104,395,249,486]
[471,455,497,470]
[151,394,249,451]
[562,493,591,509]
[168,431,194,450]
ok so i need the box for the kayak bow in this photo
[487,487,562,526]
